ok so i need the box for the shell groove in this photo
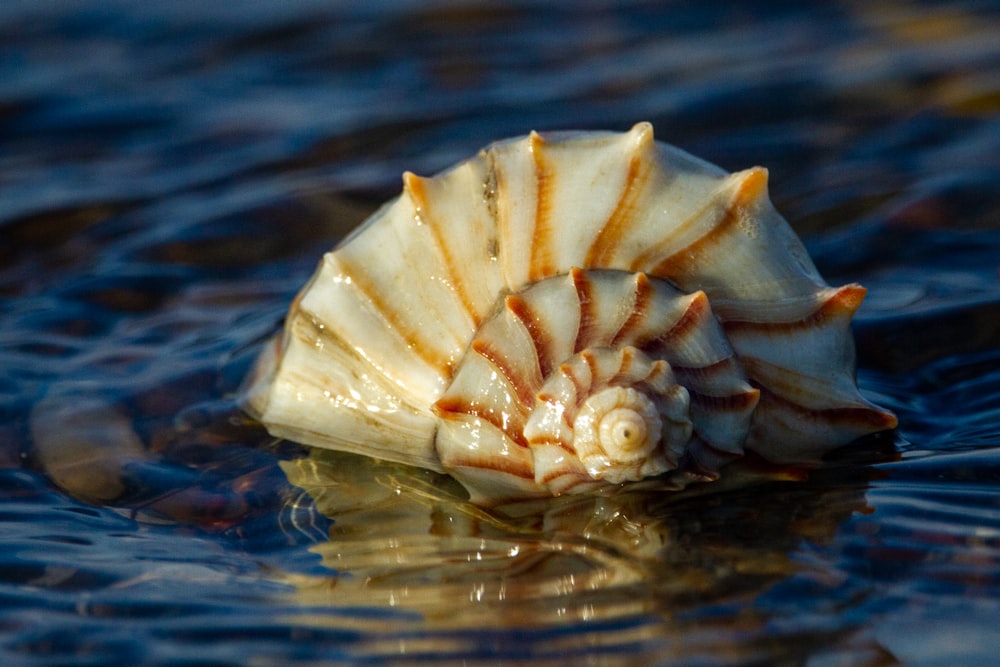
[244,122,897,502]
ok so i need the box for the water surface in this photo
[2,1,1000,665]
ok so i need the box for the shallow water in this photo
[2,1,1000,665]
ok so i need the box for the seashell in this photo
[243,122,897,502]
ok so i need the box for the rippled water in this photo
[3,1,1000,665]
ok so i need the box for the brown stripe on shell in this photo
[578,349,601,405]
[628,196,716,273]
[608,345,639,385]
[528,131,556,281]
[672,357,745,388]
[540,360,588,428]
[433,394,529,448]
[739,355,899,429]
[525,429,575,452]
[642,358,674,389]
[755,384,899,433]
[738,355,836,409]
[536,466,588,487]
[640,290,712,356]
[637,167,769,281]
[723,283,867,333]
[689,387,761,414]
[610,272,655,346]
[285,309,429,415]
[571,267,597,351]
[557,359,588,398]
[469,338,537,414]
[331,254,456,377]
[287,309,348,368]
[439,443,537,480]
[505,293,555,377]
[688,387,761,453]
[584,127,655,267]
[402,171,483,327]
[289,308,339,354]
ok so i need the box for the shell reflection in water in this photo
[245,122,897,503]
[279,449,878,660]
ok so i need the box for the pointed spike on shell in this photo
[824,283,867,317]
[734,165,770,207]
[243,122,897,503]
[584,125,658,269]
[628,120,655,146]
[641,164,828,321]
[646,166,770,282]
[401,170,431,221]
[747,387,898,464]
[726,283,897,462]
[724,284,871,377]
[401,169,423,194]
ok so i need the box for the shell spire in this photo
[243,122,897,503]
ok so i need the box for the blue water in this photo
[2,1,1000,665]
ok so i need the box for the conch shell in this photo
[244,122,897,502]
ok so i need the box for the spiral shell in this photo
[244,122,897,502]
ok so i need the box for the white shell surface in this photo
[244,122,897,502]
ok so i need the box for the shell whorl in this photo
[244,122,898,502]
[432,268,757,496]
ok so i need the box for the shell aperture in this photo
[243,122,898,502]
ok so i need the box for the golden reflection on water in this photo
[278,448,868,639]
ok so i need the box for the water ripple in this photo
[2,1,1000,665]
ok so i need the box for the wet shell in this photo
[244,122,897,502]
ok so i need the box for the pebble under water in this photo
[2,2,1000,665]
